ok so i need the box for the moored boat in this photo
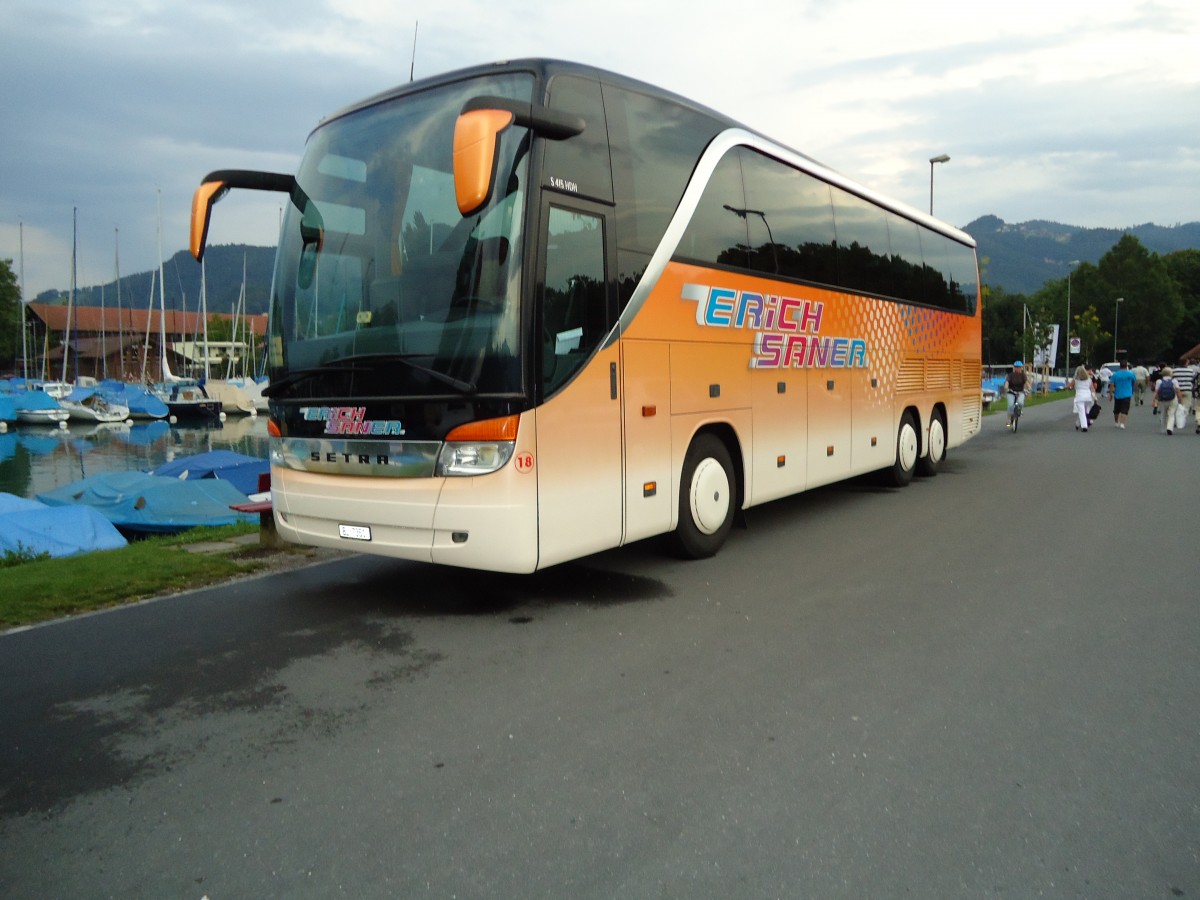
[37,470,256,535]
[12,390,70,425]
[60,386,131,424]
[152,449,269,496]
[161,381,224,423]
[1,492,128,558]
[204,379,258,416]
[0,394,16,428]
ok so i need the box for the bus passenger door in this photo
[533,203,623,568]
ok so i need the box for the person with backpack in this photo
[1153,367,1180,434]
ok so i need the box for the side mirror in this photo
[189,169,296,261]
[453,97,586,217]
[453,108,515,217]
[190,179,229,262]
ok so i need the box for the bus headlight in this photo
[437,440,515,476]
[437,414,520,476]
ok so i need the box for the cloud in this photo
[2,0,1198,298]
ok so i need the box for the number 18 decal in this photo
[515,451,534,474]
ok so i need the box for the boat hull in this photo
[166,399,223,422]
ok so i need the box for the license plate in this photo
[338,524,372,541]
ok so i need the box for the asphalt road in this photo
[2,396,1198,898]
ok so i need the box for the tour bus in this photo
[190,58,981,573]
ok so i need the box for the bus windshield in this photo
[267,72,535,399]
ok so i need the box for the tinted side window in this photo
[886,212,941,304]
[604,84,722,260]
[923,232,978,314]
[545,75,613,205]
[542,207,607,395]
[740,150,837,285]
[676,151,749,269]
[832,188,893,297]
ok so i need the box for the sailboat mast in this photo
[140,269,155,384]
[240,252,247,379]
[201,259,211,381]
[62,207,76,383]
[99,281,107,381]
[156,190,172,383]
[115,228,125,381]
[19,222,28,382]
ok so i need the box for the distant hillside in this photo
[40,218,1200,308]
[35,244,276,317]
[965,216,1200,294]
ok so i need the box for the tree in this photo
[206,314,234,343]
[981,284,1029,368]
[1025,237,1182,365]
[1163,249,1200,360]
[1073,306,1107,368]
[1022,304,1056,393]
[0,258,22,374]
[1093,235,1182,361]
[1028,261,1099,372]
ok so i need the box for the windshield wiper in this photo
[261,363,356,397]
[263,354,475,398]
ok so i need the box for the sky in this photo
[2,0,1198,300]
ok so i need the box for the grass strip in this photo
[984,389,1071,415]
[0,523,268,630]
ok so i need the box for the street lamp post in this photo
[1113,297,1124,359]
[929,154,950,214]
[1065,260,1080,375]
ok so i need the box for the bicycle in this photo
[1008,390,1026,432]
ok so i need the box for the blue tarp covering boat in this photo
[0,492,128,558]
[152,451,270,501]
[98,381,169,419]
[151,450,270,496]
[0,394,16,423]
[37,471,256,534]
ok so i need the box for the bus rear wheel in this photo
[916,410,946,477]
[889,412,919,487]
[671,434,735,559]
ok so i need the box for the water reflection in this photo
[0,416,271,501]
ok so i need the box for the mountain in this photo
[964,216,1200,294]
[38,218,1200,309]
[35,244,276,317]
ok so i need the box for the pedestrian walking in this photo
[1108,360,1136,429]
[1191,359,1200,434]
[1172,360,1195,432]
[1153,367,1180,434]
[1134,363,1149,405]
[1068,363,1095,432]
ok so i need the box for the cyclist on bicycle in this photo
[1004,360,1030,429]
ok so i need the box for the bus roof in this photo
[317,58,974,248]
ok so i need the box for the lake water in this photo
[1,415,271,501]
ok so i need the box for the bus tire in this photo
[672,434,735,559]
[889,412,919,487]
[916,410,946,477]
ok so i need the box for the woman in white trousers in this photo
[1069,364,1094,431]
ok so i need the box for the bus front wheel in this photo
[889,412,919,487]
[672,434,735,559]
